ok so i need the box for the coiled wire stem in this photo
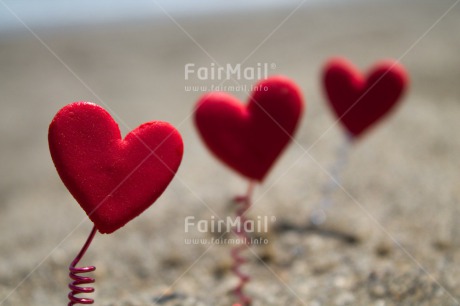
[231,181,255,306]
[68,225,97,305]
[310,132,353,225]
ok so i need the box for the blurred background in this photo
[0,0,329,34]
[1,0,460,305]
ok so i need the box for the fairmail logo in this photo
[184,215,276,233]
[184,62,276,81]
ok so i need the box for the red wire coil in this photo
[68,265,95,305]
[231,182,255,306]
[68,226,97,305]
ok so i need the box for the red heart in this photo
[323,57,408,138]
[48,102,183,234]
[194,76,304,181]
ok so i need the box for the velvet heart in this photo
[48,102,183,234]
[323,57,408,138]
[194,76,304,181]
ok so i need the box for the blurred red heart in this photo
[48,102,183,234]
[194,76,304,181]
[323,57,408,138]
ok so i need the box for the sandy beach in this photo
[1,0,460,305]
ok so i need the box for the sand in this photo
[1,0,460,305]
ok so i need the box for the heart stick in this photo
[194,76,304,305]
[231,181,256,306]
[48,102,183,304]
[68,225,97,305]
[311,58,408,224]
[310,132,352,225]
